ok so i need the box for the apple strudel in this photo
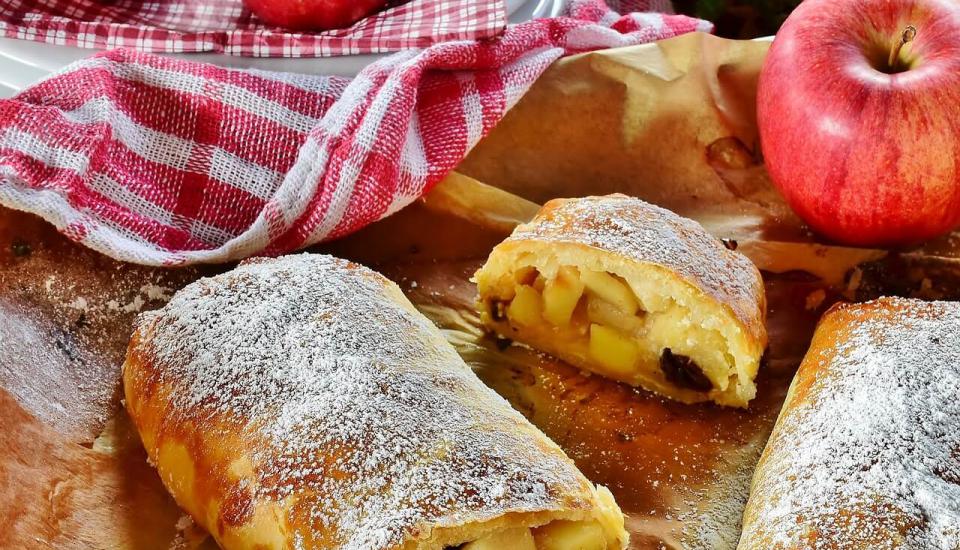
[474,195,767,408]
[123,254,628,550]
[739,297,960,549]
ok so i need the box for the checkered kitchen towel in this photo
[0,0,710,265]
[0,0,506,57]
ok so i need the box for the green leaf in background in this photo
[694,0,727,22]
[674,0,803,38]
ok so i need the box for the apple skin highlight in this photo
[758,0,960,247]
[244,0,388,31]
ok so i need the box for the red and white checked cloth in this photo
[0,0,710,266]
[0,0,506,57]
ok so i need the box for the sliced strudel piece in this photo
[123,254,628,550]
[740,298,960,549]
[475,195,767,408]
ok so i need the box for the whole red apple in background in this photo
[758,0,960,247]
[244,0,388,31]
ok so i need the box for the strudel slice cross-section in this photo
[123,254,628,550]
[475,195,767,408]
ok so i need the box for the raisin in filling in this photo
[660,348,713,392]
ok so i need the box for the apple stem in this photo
[888,25,917,70]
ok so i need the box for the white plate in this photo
[0,0,569,98]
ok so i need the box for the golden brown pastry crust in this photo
[475,195,767,407]
[739,297,960,549]
[504,195,766,333]
[123,253,627,550]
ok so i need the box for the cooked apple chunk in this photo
[462,527,536,550]
[534,521,607,550]
[581,270,638,315]
[588,324,640,376]
[543,266,585,326]
[508,284,543,327]
[457,520,614,550]
[474,195,767,408]
[586,298,644,336]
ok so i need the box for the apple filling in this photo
[480,263,751,405]
[454,520,611,550]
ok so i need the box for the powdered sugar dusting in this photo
[740,298,960,549]
[133,254,597,549]
[507,195,765,338]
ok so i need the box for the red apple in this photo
[758,0,960,246]
[245,0,388,31]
